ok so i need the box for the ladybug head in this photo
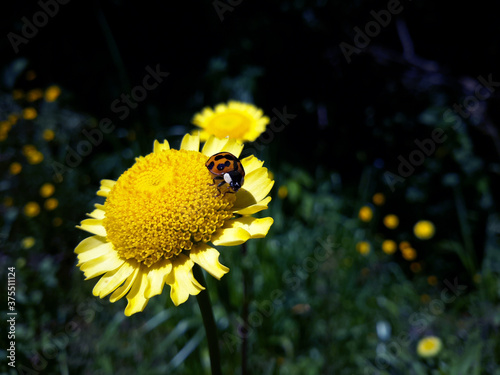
[224,171,244,192]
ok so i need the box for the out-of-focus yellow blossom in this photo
[372,192,385,206]
[356,241,371,255]
[413,220,435,240]
[40,183,55,198]
[22,107,38,120]
[9,162,22,175]
[358,205,373,222]
[21,237,36,249]
[43,129,55,141]
[401,247,417,261]
[278,186,288,199]
[44,198,59,210]
[381,239,397,254]
[417,336,442,358]
[383,214,399,229]
[27,88,43,102]
[45,85,62,102]
[24,202,41,217]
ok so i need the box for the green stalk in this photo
[193,264,222,375]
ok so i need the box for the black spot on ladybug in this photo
[217,161,231,171]
[233,161,239,171]
[215,153,235,161]
[207,161,215,170]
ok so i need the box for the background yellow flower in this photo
[414,220,435,240]
[192,101,269,142]
[417,336,443,357]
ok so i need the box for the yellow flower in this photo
[43,129,55,141]
[427,275,438,286]
[40,183,55,198]
[414,220,435,240]
[44,198,59,210]
[417,336,442,357]
[372,192,385,206]
[22,108,38,120]
[9,162,22,175]
[192,101,269,142]
[21,237,36,249]
[75,134,274,316]
[27,151,44,164]
[45,85,62,102]
[401,247,417,261]
[27,88,43,102]
[381,239,397,254]
[358,205,373,222]
[278,186,288,199]
[24,202,41,217]
[399,241,411,250]
[356,241,371,255]
[383,214,399,229]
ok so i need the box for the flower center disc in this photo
[209,112,250,138]
[103,149,235,267]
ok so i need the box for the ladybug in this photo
[206,152,245,195]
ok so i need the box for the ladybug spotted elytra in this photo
[206,152,245,195]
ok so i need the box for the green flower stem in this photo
[241,242,249,375]
[194,264,222,375]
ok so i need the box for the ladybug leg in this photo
[216,180,227,197]
[209,176,224,187]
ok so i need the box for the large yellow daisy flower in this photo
[192,101,270,142]
[75,134,274,316]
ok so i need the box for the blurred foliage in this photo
[2,0,500,374]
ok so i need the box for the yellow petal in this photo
[234,196,272,215]
[240,155,264,175]
[144,259,173,298]
[166,254,204,306]
[125,270,150,316]
[77,240,113,265]
[201,135,229,157]
[92,261,135,298]
[76,219,107,237]
[87,207,106,220]
[109,266,140,302]
[228,216,274,238]
[80,249,124,279]
[97,179,116,197]
[190,243,229,280]
[180,132,200,151]
[219,138,244,158]
[236,168,274,207]
[153,139,170,153]
[211,227,251,246]
[74,235,107,254]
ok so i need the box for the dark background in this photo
[1,1,500,374]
